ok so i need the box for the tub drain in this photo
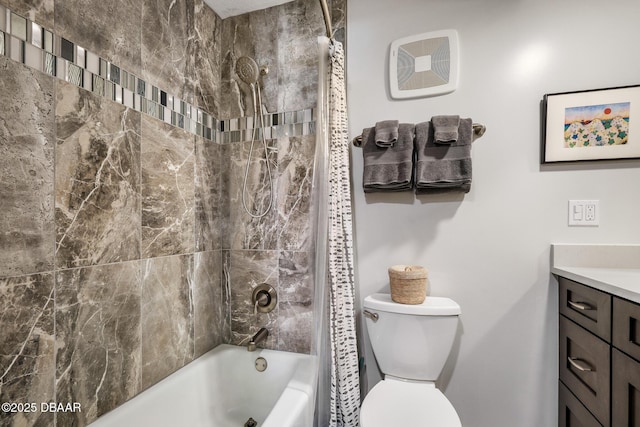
[244,417,258,427]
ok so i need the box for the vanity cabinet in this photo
[559,381,601,427]
[558,277,610,426]
[558,276,640,427]
[612,348,640,426]
[612,297,640,427]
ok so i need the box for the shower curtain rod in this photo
[319,0,333,39]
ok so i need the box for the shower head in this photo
[235,56,260,85]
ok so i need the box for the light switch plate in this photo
[568,200,599,226]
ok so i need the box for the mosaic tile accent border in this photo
[219,109,316,143]
[0,5,316,143]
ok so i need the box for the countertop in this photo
[551,265,640,304]
[551,244,640,303]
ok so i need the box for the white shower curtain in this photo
[326,39,360,427]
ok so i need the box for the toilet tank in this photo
[363,293,461,381]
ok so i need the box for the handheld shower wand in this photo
[235,56,273,219]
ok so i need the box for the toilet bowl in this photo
[360,293,462,427]
[361,379,460,426]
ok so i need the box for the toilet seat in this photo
[360,379,461,427]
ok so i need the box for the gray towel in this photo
[374,120,399,147]
[432,115,460,144]
[414,118,473,193]
[362,123,414,192]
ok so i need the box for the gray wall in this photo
[348,0,640,426]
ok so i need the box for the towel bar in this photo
[472,123,486,140]
[352,123,486,147]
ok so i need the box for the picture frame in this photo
[541,84,640,163]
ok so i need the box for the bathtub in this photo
[90,344,317,427]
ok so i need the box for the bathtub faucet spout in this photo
[247,327,269,352]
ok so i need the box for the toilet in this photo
[360,293,462,427]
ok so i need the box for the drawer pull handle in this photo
[568,357,594,372]
[568,300,594,311]
[363,310,379,322]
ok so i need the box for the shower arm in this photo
[319,0,333,39]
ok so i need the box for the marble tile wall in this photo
[2,0,53,32]
[219,0,337,119]
[193,2,223,117]
[222,132,317,353]
[0,272,55,427]
[0,0,345,425]
[141,255,195,389]
[193,250,227,356]
[141,0,194,104]
[55,262,141,426]
[141,116,195,258]
[219,0,346,355]
[55,80,142,269]
[278,251,314,353]
[55,0,142,76]
[195,134,223,252]
[0,56,55,277]
[0,0,224,425]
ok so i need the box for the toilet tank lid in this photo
[364,293,461,316]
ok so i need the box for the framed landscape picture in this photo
[542,85,640,163]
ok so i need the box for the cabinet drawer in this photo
[613,297,640,361]
[559,381,603,427]
[559,316,610,426]
[559,277,611,342]
[612,348,640,427]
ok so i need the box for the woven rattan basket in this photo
[388,265,428,304]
